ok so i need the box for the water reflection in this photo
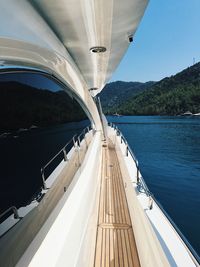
[0,71,88,212]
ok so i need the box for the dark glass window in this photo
[0,71,88,214]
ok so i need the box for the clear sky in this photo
[111,0,200,83]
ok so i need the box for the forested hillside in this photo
[0,82,86,131]
[1,61,200,132]
[99,81,155,113]
[115,62,200,115]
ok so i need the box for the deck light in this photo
[90,46,106,53]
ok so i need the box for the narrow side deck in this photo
[94,141,140,267]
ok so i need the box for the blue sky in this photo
[111,0,200,82]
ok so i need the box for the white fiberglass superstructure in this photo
[0,1,199,267]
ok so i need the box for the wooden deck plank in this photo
[121,230,129,266]
[114,162,123,223]
[117,162,131,225]
[109,229,114,267]
[99,151,105,225]
[113,229,119,267]
[115,153,129,225]
[110,169,115,224]
[105,229,110,267]
[112,168,119,223]
[94,228,103,267]
[125,229,134,267]
[107,160,112,224]
[117,229,124,267]
[116,166,126,224]
[128,229,140,267]
[94,141,140,267]
[102,228,106,267]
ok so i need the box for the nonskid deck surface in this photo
[94,141,140,267]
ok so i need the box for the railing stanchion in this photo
[126,145,129,157]
[1,126,93,225]
[149,195,153,210]
[0,206,20,221]
[78,136,81,147]
[84,132,88,148]
[92,128,95,136]
[136,166,140,184]
[40,126,93,184]
[108,122,153,202]
[63,148,68,161]
[41,168,47,190]
[13,206,20,219]
[73,136,76,147]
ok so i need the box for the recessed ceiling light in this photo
[90,46,106,53]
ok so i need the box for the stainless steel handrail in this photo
[0,126,93,228]
[108,122,200,264]
[41,135,76,189]
[41,125,92,189]
[108,122,152,199]
[0,206,20,220]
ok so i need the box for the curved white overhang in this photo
[31,0,149,93]
[0,0,148,127]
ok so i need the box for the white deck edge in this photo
[0,132,92,237]
[109,127,198,267]
[16,131,102,267]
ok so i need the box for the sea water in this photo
[108,115,200,256]
[0,116,199,256]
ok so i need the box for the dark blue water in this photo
[108,115,200,256]
[1,116,200,256]
[0,120,89,213]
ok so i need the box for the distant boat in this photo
[181,111,193,116]
[113,113,122,117]
[18,128,28,132]
[0,132,10,138]
[30,125,38,129]
[180,111,200,117]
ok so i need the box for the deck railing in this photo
[108,122,152,200]
[0,125,93,228]
[108,122,200,265]
[0,206,20,221]
[41,125,92,189]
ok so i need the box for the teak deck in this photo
[94,141,140,267]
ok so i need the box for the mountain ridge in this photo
[99,80,155,113]
[101,62,200,115]
[0,81,86,131]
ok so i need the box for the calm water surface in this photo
[108,115,200,256]
[0,116,200,256]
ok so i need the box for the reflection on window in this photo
[0,72,87,132]
[0,70,88,215]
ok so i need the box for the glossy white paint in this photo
[110,127,199,267]
[0,0,148,128]
[0,202,38,237]
[31,0,148,92]
[0,132,93,239]
[16,132,102,267]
